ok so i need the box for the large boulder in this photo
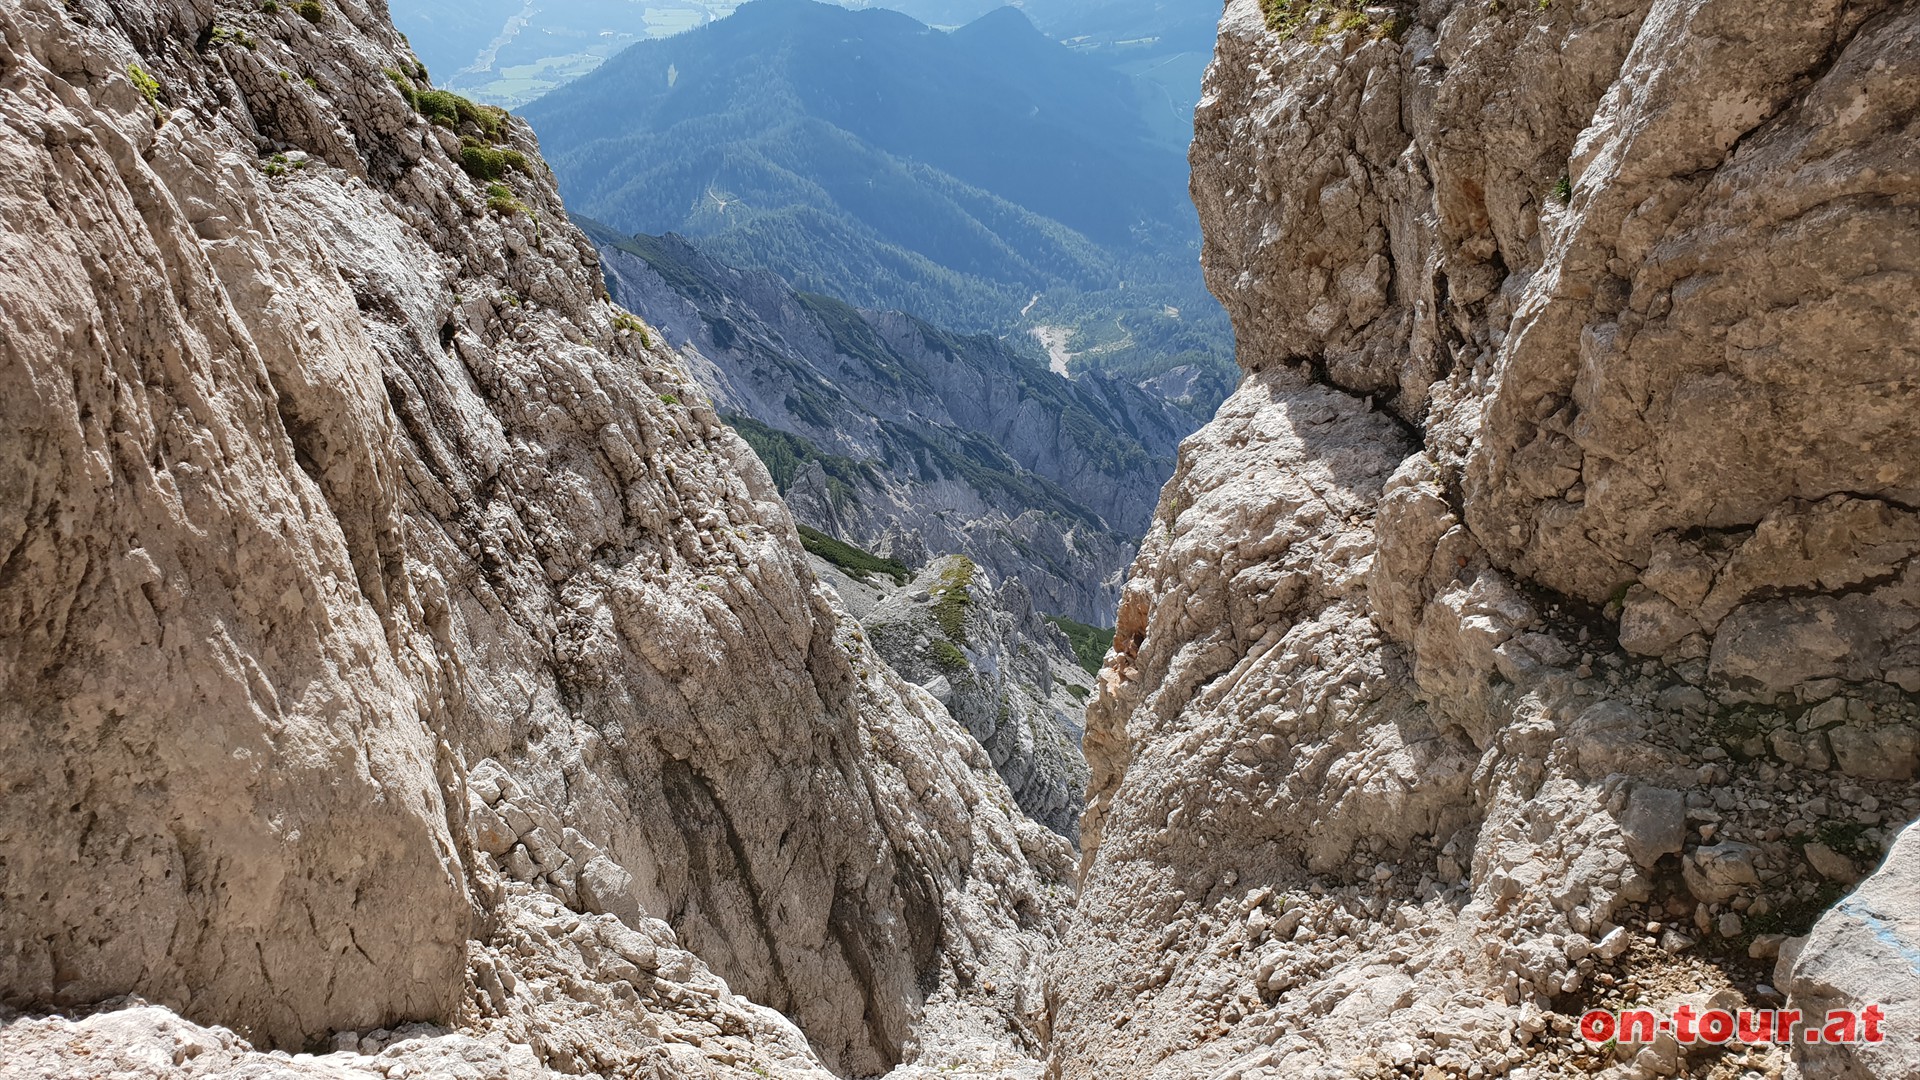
[1786,821,1920,1079]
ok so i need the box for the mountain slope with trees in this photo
[588,222,1187,622]
[522,0,1234,408]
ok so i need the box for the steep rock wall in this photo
[1049,1,1920,1077]
[0,1,1070,1076]
[859,556,1094,841]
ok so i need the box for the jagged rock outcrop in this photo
[851,556,1094,841]
[589,227,1188,624]
[1048,2,1920,1078]
[0,1,1072,1077]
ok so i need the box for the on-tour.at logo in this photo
[1579,1004,1887,1046]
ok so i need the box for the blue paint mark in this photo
[1838,897,1920,977]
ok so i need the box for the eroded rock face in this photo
[0,0,1070,1076]
[593,229,1187,625]
[857,556,1094,841]
[1048,1,1920,1077]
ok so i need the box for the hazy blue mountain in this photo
[841,0,1004,26]
[521,0,1233,407]
[1026,0,1221,148]
[390,0,744,106]
[527,2,1185,245]
[388,0,1220,139]
[388,0,521,85]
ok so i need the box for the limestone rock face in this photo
[0,0,1070,1076]
[856,555,1094,841]
[1048,1,1920,1076]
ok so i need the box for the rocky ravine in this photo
[6,1,1920,1080]
[812,552,1097,842]
[588,226,1189,626]
[1048,2,1920,1079]
[0,1,1072,1077]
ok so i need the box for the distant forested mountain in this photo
[1025,0,1221,148]
[521,0,1233,408]
[389,0,731,107]
[388,0,521,86]
[390,0,1218,145]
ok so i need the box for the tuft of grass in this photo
[412,88,506,140]
[485,182,529,217]
[612,312,654,347]
[929,639,971,673]
[384,68,419,109]
[209,24,257,50]
[1552,175,1573,204]
[297,0,325,24]
[1261,0,1410,42]
[798,525,911,586]
[1046,614,1116,676]
[260,0,279,11]
[459,138,527,182]
[128,63,163,115]
[932,558,976,645]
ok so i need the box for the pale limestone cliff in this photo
[1048,2,1920,1078]
[0,1,1070,1077]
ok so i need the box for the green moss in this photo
[1260,0,1409,42]
[384,68,420,109]
[611,311,652,346]
[485,182,529,217]
[929,639,971,673]
[209,24,257,50]
[459,138,528,182]
[416,89,507,140]
[128,63,163,112]
[1045,614,1116,676]
[798,525,911,586]
[932,558,976,646]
